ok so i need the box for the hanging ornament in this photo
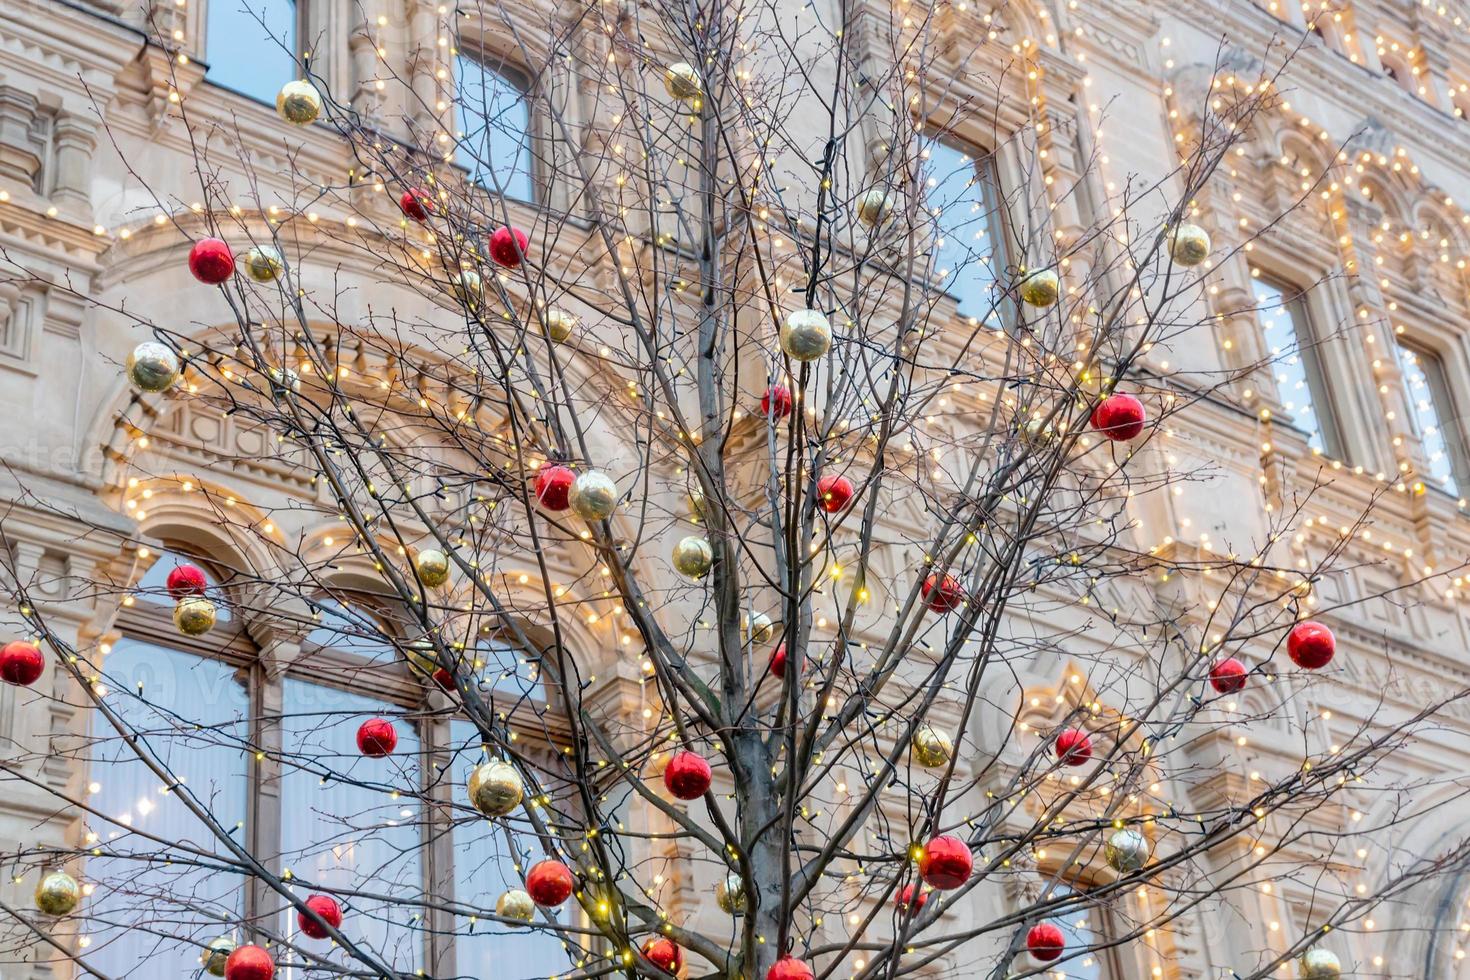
[896,883,928,913]
[224,944,275,980]
[910,725,954,768]
[767,957,814,980]
[780,309,833,361]
[433,666,456,692]
[1168,223,1211,267]
[1054,728,1093,766]
[1019,269,1060,307]
[399,187,435,222]
[276,79,323,125]
[543,308,578,343]
[126,341,181,393]
[402,639,439,679]
[525,859,574,907]
[569,470,618,521]
[496,888,536,923]
[1209,657,1248,693]
[488,226,529,268]
[297,894,343,940]
[672,535,713,578]
[769,644,787,679]
[201,937,235,977]
[922,573,965,614]
[687,486,712,524]
[1018,416,1056,447]
[189,237,236,284]
[268,365,301,394]
[452,268,483,308]
[761,383,794,420]
[1026,923,1065,962]
[1090,393,1146,441]
[918,835,972,890]
[1104,828,1150,873]
[1287,621,1335,669]
[0,641,43,686]
[664,749,712,800]
[468,760,524,817]
[415,549,451,588]
[174,597,218,637]
[742,612,775,646]
[34,871,79,916]
[641,936,683,974]
[535,464,575,511]
[856,188,892,226]
[242,245,284,283]
[817,474,854,513]
[1298,949,1341,979]
[166,563,209,599]
[664,62,703,102]
[356,718,397,758]
[715,871,746,914]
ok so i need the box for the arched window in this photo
[205,0,300,106]
[454,53,534,201]
[1395,344,1464,494]
[134,548,234,620]
[922,134,1009,328]
[1036,881,1125,979]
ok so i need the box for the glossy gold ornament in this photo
[497,888,536,923]
[126,341,181,393]
[1019,269,1060,308]
[855,189,892,227]
[1298,949,1341,980]
[742,612,774,646]
[468,760,524,817]
[910,725,954,768]
[244,245,284,283]
[34,871,79,916]
[453,269,483,308]
[201,936,235,977]
[403,639,439,678]
[173,597,218,637]
[687,487,712,524]
[276,79,323,125]
[1103,828,1150,873]
[569,470,618,521]
[672,536,713,578]
[1168,223,1211,267]
[415,549,451,588]
[543,308,578,344]
[664,63,703,103]
[780,309,832,361]
[715,871,746,915]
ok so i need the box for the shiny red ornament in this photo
[224,944,274,980]
[399,187,434,222]
[1287,621,1335,669]
[769,644,787,679]
[1209,657,1248,694]
[188,238,236,284]
[641,937,683,974]
[1054,728,1093,766]
[432,666,456,691]
[766,957,814,980]
[664,749,712,800]
[917,835,972,890]
[489,226,529,268]
[0,642,43,686]
[525,859,574,907]
[534,465,575,511]
[922,573,965,613]
[817,475,854,513]
[761,384,793,420]
[356,718,397,758]
[297,894,343,940]
[896,883,927,913]
[1090,393,1146,441]
[166,563,209,599]
[1026,922,1065,962]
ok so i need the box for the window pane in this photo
[206,0,298,106]
[279,680,422,971]
[472,638,545,703]
[455,55,533,201]
[135,551,233,620]
[1254,278,1327,453]
[1396,346,1459,493]
[88,640,249,976]
[1046,884,1107,980]
[923,138,1005,324]
[305,599,396,663]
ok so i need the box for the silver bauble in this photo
[1019,269,1060,308]
[569,470,618,521]
[780,309,832,362]
[1168,223,1211,268]
[1298,949,1341,980]
[1018,417,1055,447]
[468,760,524,817]
[415,549,451,588]
[34,871,80,916]
[244,245,284,282]
[276,79,323,125]
[543,308,578,343]
[268,365,301,393]
[855,189,892,226]
[126,341,181,393]
[496,888,536,923]
[173,597,217,637]
[453,269,483,308]
[715,871,746,915]
[201,936,235,977]
[742,612,774,646]
[664,63,703,102]
[910,726,954,768]
[1103,828,1150,874]
[672,536,713,579]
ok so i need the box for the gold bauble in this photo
[1019,269,1060,308]
[910,726,954,768]
[1298,949,1341,980]
[687,487,712,524]
[543,308,578,343]
[1103,828,1150,873]
[415,549,451,589]
[742,612,774,646]
[1168,223,1211,268]
[780,309,833,362]
[244,245,284,282]
[468,760,524,817]
[276,79,323,125]
[173,597,217,637]
[453,269,483,308]
[126,341,181,393]
[569,470,618,521]
[664,63,703,102]
[34,871,79,916]
[855,189,892,227]
[715,871,746,915]
[496,888,536,923]
[672,536,713,579]
[201,936,235,977]
[403,639,439,678]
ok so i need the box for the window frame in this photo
[1032,875,1127,980]
[1394,340,1470,496]
[201,0,304,110]
[920,131,1014,330]
[1251,272,1344,460]
[452,47,538,204]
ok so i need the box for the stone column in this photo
[49,116,97,217]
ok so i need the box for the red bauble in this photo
[298,894,343,940]
[766,957,814,980]
[1209,657,1248,694]
[817,475,854,513]
[535,465,576,511]
[188,238,236,284]
[489,226,529,268]
[0,642,43,686]
[166,563,209,599]
[1090,393,1147,441]
[399,187,435,222]
[1287,621,1335,669]
[770,644,787,679]
[525,859,574,907]
[922,573,965,613]
[664,749,712,800]
[761,384,794,420]
[356,718,397,758]
[224,944,274,980]
[917,835,972,890]
[1054,728,1093,766]
[1026,922,1065,962]
[896,883,928,913]
[432,666,456,691]
[641,936,683,974]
